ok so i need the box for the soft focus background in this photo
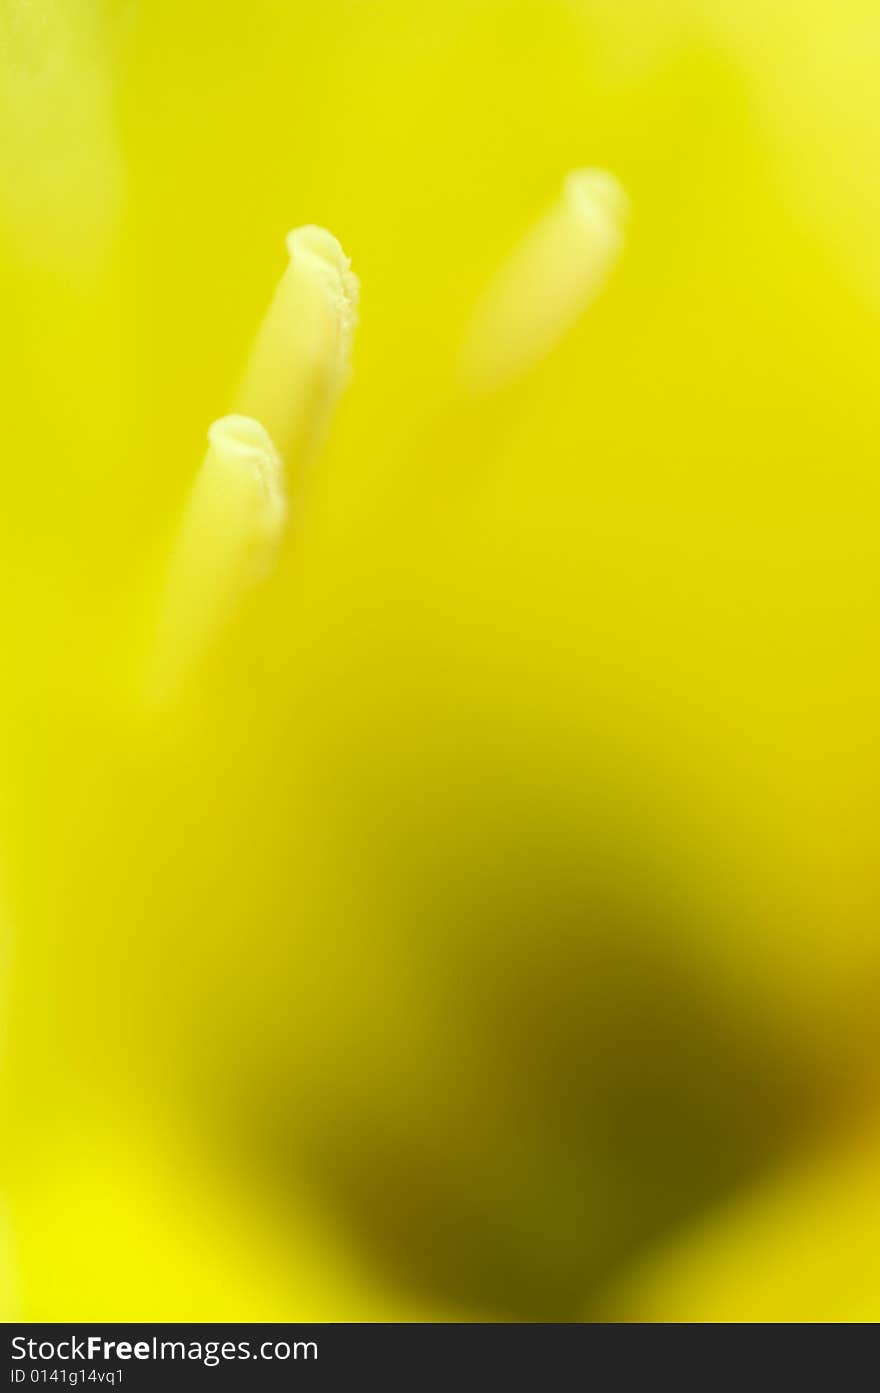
[1,0,880,1321]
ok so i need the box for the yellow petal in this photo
[0,0,122,270]
[600,1122,880,1322]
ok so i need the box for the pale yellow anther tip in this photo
[204,413,287,561]
[285,224,360,339]
[563,168,630,229]
[286,225,358,289]
[206,412,273,461]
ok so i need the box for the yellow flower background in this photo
[2,0,880,1321]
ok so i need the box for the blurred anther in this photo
[458,169,627,394]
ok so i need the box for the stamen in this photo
[458,169,628,394]
[235,225,360,472]
[146,226,359,705]
[146,416,286,705]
